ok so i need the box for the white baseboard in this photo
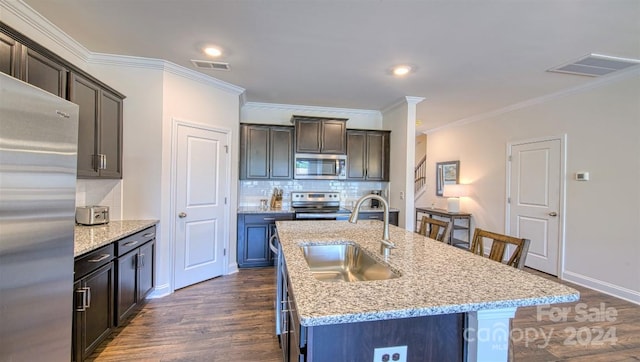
[227,262,239,275]
[146,283,172,299]
[562,270,640,305]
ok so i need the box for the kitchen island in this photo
[275,220,579,362]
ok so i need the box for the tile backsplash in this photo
[76,179,123,219]
[239,180,389,209]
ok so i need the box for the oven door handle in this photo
[269,234,279,254]
[296,213,350,220]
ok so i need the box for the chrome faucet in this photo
[348,194,395,255]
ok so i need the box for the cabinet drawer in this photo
[243,213,294,224]
[116,226,156,256]
[74,244,114,280]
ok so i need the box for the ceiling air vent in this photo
[191,59,231,71]
[548,54,640,77]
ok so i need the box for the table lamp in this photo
[443,184,469,213]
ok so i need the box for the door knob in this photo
[178,212,187,218]
[548,212,558,217]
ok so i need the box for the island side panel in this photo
[306,313,464,361]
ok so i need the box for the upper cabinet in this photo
[23,47,68,98]
[0,33,21,78]
[240,124,294,180]
[346,130,390,181]
[1,24,125,179]
[0,33,67,98]
[70,73,123,179]
[292,115,347,154]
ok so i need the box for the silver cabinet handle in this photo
[85,286,91,309]
[123,240,139,247]
[142,233,155,238]
[75,288,89,312]
[549,212,558,217]
[100,154,107,170]
[88,254,110,263]
[178,212,187,218]
[263,217,276,221]
[138,253,145,269]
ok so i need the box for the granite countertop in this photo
[74,220,158,257]
[275,220,579,327]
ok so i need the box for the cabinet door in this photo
[242,223,271,267]
[365,131,389,181]
[0,33,21,77]
[23,48,67,98]
[240,125,270,179]
[116,250,137,326]
[270,127,294,179]
[295,119,322,153]
[76,262,114,361]
[138,240,155,300]
[69,73,100,178]
[99,90,123,178]
[321,120,346,154]
[346,131,366,180]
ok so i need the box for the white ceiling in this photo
[21,0,640,132]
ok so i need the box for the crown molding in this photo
[243,102,382,119]
[380,96,425,114]
[426,67,640,134]
[89,53,245,96]
[0,0,90,63]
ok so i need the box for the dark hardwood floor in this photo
[88,267,639,362]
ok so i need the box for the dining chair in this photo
[418,216,452,243]
[469,228,530,269]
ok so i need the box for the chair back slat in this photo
[470,228,530,269]
[418,216,451,243]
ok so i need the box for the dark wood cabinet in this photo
[70,72,123,179]
[357,210,399,226]
[73,245,115,362]
[1,24,125,179]
[240,124,294,180]
[292,115,347,154]
[23,47,67,98]
[115,226,156,325]
[238,213,294,267]
[347,130,390,181]
[0,33,67,97]
[0,32,21,77]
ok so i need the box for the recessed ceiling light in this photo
[392,65,412,76]
[203,47,222,57]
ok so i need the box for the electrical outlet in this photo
[373,345,407,362]
[399,191,405,200]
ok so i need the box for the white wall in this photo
[241,102,382,129]
[424,73,640,303]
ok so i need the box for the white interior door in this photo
[174,123,229,290]
[508,138,562,275]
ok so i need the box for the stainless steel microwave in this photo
[294,153,347,180]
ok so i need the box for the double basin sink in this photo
[300,242,400,282]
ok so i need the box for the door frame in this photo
[169,118,232,293]
[505,134,567,278]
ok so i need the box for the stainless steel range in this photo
[291,191,351,220]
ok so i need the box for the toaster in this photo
[76,206,110,225]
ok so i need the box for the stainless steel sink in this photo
[300,243,401,282]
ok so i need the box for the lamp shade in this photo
[443,184,470,198]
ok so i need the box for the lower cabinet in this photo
[72,225,156,361]
[358,210,399,226]
[73,245,115,362]
[115,226,156,325]
[238,213,294,268]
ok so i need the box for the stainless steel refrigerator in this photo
[0,73,79,361]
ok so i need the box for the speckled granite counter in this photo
[74,220,158,257]
[275,220,579,327]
